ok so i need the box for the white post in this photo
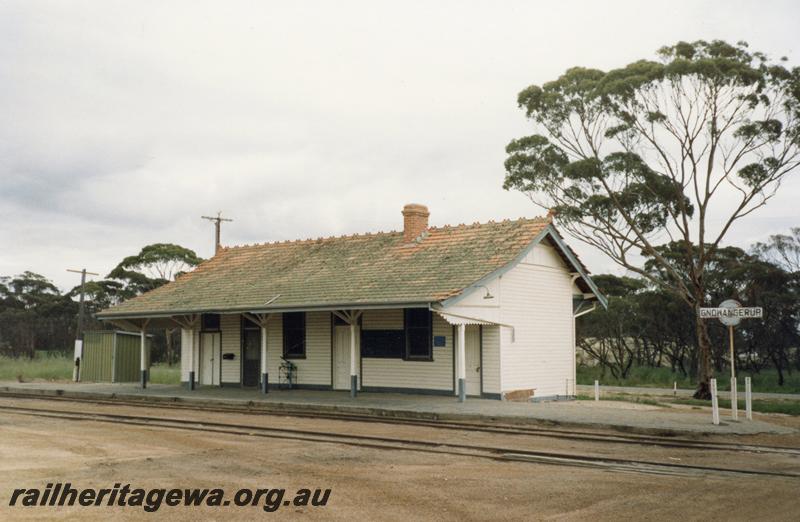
[711,378,720,425]
[140,328,147,389]
[729,324,737,422]
[73,339,83,381]
[261,325,268,394]
[350,319,357,398]
[673,381,677,397]
[457,324,466,402]
[745,376,752,420]
[188,328,195,390]
[594,380,599,401]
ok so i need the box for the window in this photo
[202,313,220,331]
[282,312,305,359]
[361,330,404,358]
[404,308,432,360]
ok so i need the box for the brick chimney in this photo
[402,203,429,243]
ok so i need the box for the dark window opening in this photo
[282,312,306,359]
[202,313,220,331]
[361,330,404,358]
[404,308,432,360]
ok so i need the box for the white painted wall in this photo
[439,276,502,324]
[360,309,454,392]
[499,241,575,398]
[362,308,403,329]
[266,311,331,387]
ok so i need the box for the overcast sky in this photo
[1,1,799,291]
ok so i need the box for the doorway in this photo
[241,326,261,387]
[200,332,221,386]
[464,325,481,396]
[333,325,359,390]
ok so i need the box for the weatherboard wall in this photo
[499,243,574,398]
[265,311,331,387]
[360,310,454,393]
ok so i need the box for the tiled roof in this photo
[97,217,552,317]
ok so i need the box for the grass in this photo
[577,365,800,394]
[0,355,180,384]
[670,397,800,416]
[576,393,664,407]
[149,365,181,385]
[578,390,800,416]
[0,355,73,381]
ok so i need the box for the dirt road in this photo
[1,397,798,521]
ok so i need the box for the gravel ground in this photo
[1,397,799,521]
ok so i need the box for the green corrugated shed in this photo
[81,331,152,383]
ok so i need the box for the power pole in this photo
[202,211,233,255]
[66,268,99,381]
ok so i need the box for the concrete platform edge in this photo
[0,385,752,437]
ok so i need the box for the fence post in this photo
[731,376,738,421]
[673,381,677,397]
[594,380,599,401]
[711,378,720,425]
[745,377,753,421]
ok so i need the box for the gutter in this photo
[96,300,435,321]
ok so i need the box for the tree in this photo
[753,227,800,273]
[504,40,800,398]
[108,243,203,289]
[107,244,203,364]
[0,272,76,358]
[577,275,645,379]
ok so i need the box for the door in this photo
[333,325,359,390]
[465,325,481,396]
[242,327,261,387]
[200,332,221,385]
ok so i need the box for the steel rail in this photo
[2,404,799,480]
[1,392,798,456]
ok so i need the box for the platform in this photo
[1,381,794,436]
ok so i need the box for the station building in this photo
[96,204,605,401]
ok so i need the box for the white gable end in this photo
[499,242,575,398]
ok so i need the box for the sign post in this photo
[699,300,762,422]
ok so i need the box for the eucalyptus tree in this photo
[753,227,800,273]
[504,40,800,398]
[107,243,203,364]
[108,243,204,288]
[0,272,76,357]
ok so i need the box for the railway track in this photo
[2,403,799,480]
[1,391,798,457]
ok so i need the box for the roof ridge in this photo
[228,229,403,250]
[225,215,549,250]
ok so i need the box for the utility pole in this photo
[202,211,233,255]
[66,268,100,381]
